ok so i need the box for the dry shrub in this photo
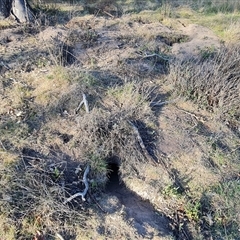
[0,82,157,237]
[83,0,123,17]
[72,82,157,180]
[0,154,86,238]
[167,45,240,131]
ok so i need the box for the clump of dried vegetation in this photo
[167,44,240,133]
[0,73,157,238]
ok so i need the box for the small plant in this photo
[79,29,99,48]
[51,167,61,180]
[199,45,217,60]
[162,184,181,198]
[79,72,98,87]
[160,1,174,17]
[185,200,201,222]
[89,153,108,178]
[209,180,240,239]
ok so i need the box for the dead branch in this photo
[176,107,207,123]
[0,61,11,70]
[150,97,180,107]
[56,233,65,240]
[83,93,89,113]
[103,10,115,18]
[75,100,84,113]
[128,121,157,165]
[0,140,7,151]
[75,93,90,114]
[140,53,170,61]
[64,165,90,204]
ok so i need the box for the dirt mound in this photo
[172,24,221,60]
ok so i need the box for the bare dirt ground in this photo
[0,13,220,76]
[0,9,239,240]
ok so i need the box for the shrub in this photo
[167,45,240,132]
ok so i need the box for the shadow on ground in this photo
[97,161,193,239]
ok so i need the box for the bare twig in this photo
[150,97,180,107]
[0,61,11,70]
[75,93,89,114]
[128,121,157,165]
[64,165,90,204]
[0,140,7,151]
[56,233,65,240]
[176,107,207,123]
[75,100,84,114]
[103,10,115,18]
[140,53,170,61]
[82,93,89,113]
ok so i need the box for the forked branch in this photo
[75,93,89,114]
[64,165,90,204]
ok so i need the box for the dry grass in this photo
[0,72,158,238]
[167,44,240,132]
[222,20,240,42]
[0,19,14,29]
[191,12,240,41]
[0,154,87,238]
[69,82,157,179]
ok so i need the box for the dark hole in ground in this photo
[101,161,175,238]
[105,162,122,192]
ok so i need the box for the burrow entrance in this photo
[105,159,122,192]
[102,159,172,238]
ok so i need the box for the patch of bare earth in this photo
[171,24,221,60]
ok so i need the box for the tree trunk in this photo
[0,0,34,23]
[0,0,12,19]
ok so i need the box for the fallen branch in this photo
[176,107,207,123]
[0,140,6,151]
[75,100,84,113]
[0,61,11,70]
[103,10,115,18]
[150,97,180,107]
[75,93,89,114]
[64,165,90,204]
[82,93,89,113]
[56,233,65,240]
[140,53,170,61]
[128,121,157,165]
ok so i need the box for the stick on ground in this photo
[128,120,157,165]
[75,93,89,114]
[64,165,90,204]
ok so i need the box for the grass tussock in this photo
[0,19,14,30]
[71,82,156,179]
[203,179,240,239]
[0,154,86,239]
[167,45,240,131]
